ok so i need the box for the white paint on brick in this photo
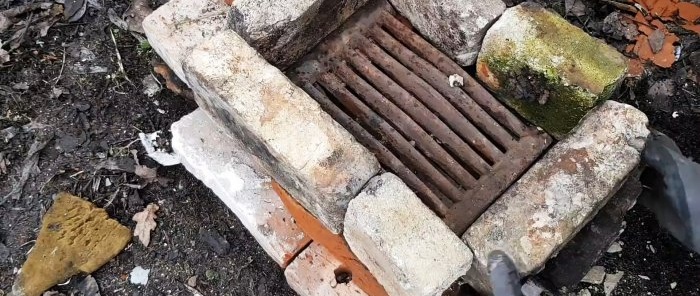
[142,0,228,84]
[344,173,473,296]
[463,101,649,294]
[285,242,368,296]
[171,109,308,267]
[183,31,380,233]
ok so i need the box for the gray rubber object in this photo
[641,131,700,253]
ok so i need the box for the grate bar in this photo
[355,36,505,164]
[377,12,530,138]
[317,72,467,203]
[369,26,518,150]
[332,62,478,187]
[289,0,551,235]
[343,49,492,176]
[301,83,451,215]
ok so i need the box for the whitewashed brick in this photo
[463,101,649,294]
[143,0,228,83]
[183,31,381,233]
[171,109,309,267]
[344,173,473,296]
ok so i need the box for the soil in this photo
[0,0,294,295]
[0,0,698,296]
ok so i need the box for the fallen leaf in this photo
[677,2,700,22]
[122,0,152,34]
[0,49,10,64]
[132,203,159,247]
[565,0,587,17]
[649,29,665,53]
[134,165,158,183]
[63,0,87,22]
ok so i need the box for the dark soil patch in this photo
[0,0,293,295]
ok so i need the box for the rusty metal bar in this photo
[316,71,467,202]
[342,49,492,176]
[288,0,552,234]
[368,26,518,150]
[377,11,530,138]
[331,62,478,188]
[355,36,504,164]
[301,83,451,215]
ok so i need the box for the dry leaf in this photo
[134,164,158,183]
[132,203,159,247]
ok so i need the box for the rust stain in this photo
[272,181,389,296]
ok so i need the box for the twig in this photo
[600,0,639,14]
[104,187,120,208]
[109,28,133,85]
[53,48,67,85]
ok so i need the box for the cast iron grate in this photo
[288,0,552,235]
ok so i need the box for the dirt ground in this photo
[0,0,698,295]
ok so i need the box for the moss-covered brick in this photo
[476,2,627,139]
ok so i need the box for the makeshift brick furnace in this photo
[144,0,650,295]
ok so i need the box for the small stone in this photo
[390,0,506,66]
[607,242,623,253]
[638,275,650,280]
[671,282,677,289]
[11,193,131,296]
[130,266,150,285]
[604,271,624,296]
[578,288,592,296]
[581,266,606,285]
[187,275,197,287]
[448,74,464,88]
[198,228,230,256]
[477,2,628,138]
[77,275,100,296]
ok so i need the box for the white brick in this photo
[143,0,228,83]
[389,0,505,65]
[171,109,309,267]
[183,30,381,234]
[344,173,473,296]
[463,101,649,293]
[285,242,368,296]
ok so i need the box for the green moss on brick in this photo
[477,3,627,139]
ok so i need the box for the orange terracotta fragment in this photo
[677,2,700,22]
[649,0,679,19]
[634,11,652,26]
[272,182,389,296]
[682,23,700,35]
[635,35,655,61]
[651,34,679,68]
[628,59,646,77]
[224,0,234,5]
[638,24,655,36]
[650,19,668,32]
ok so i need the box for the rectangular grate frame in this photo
[288,0,552,235]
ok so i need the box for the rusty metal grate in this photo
[288,0,552,235]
